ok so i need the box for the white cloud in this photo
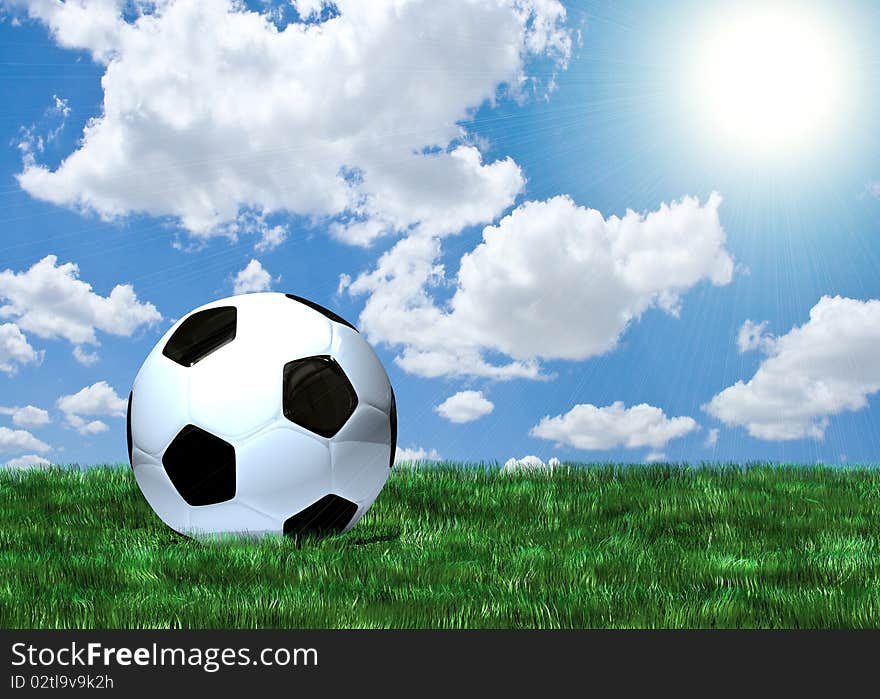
[737,319,771,353]
[704,427,719,448]
[52,94,70,118]
[393,445,442,465]
[705,296,880,441]
[3,454,51,469]
[0,322,42,374]
[225,212,289,252]
[253,224,288,253]
[12,0,128,63]
[336,273,352,297]
[351,193,733,379]
[435,390,494,424]
[0,255,161,349]
[13,0,569,244]
[57,381,126,416]
[66,416,109,435]
[0,426,50,454]
[17,94,70,158]
[530,401,699,451]
[644,451,666,463]
[57,380,126,434]
[866,181,880,198]
[72,345,100,366]
[0,405,50,429]
[292,0,326,19]
[502,454,558,472]
[232,259,275,295]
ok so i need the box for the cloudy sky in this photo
[1,0,879,468]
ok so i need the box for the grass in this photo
[3,463,880,628]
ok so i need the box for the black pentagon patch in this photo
[163,306,237,367]
[388,386,397,469]
[126,391,133,468]
[285,293,358,333]
[283,494,358,538]
[162,425,236,506]
[283,355,358,438]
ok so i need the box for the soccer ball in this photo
[127,292,396,538]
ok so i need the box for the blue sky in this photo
[1,0,879,467]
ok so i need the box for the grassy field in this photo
[3,463,880,628]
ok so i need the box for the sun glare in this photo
[694,9,844,153]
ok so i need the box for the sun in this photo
[693,8,844,152]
